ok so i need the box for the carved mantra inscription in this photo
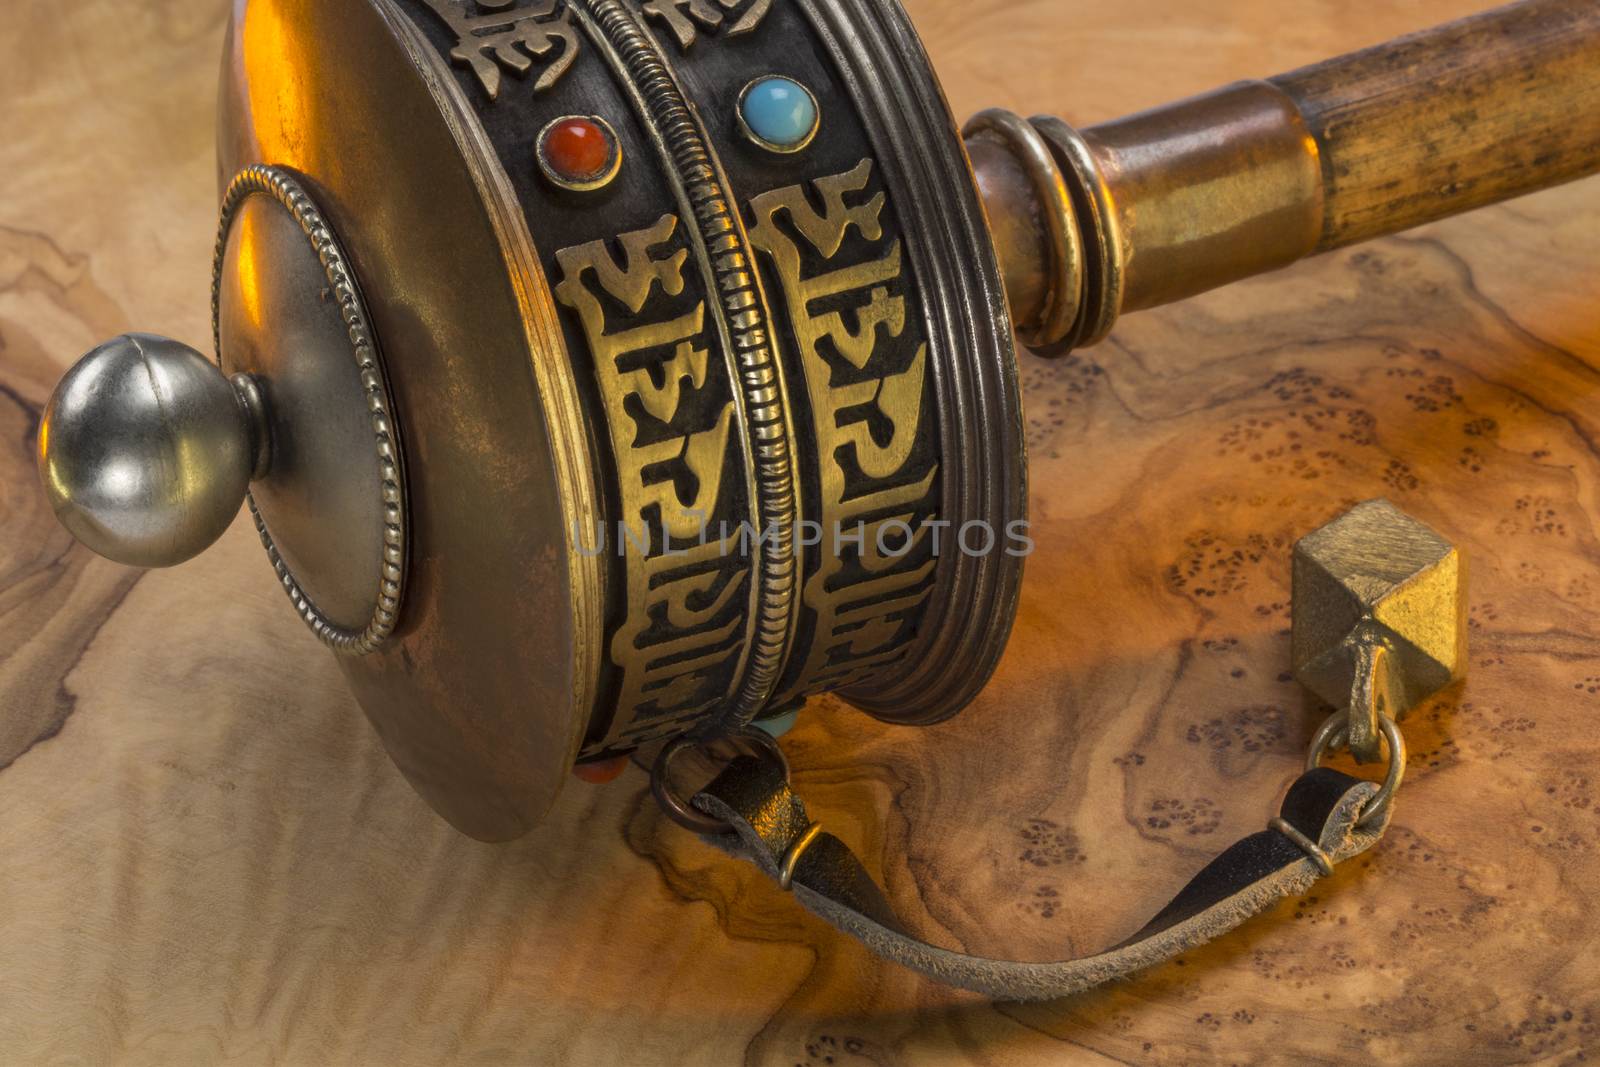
[419,0,771,99]
[749,160,938,705]
[554,215,750,749]
[556,161,938,734]
[418,0,579,99]
[638,0,772,48]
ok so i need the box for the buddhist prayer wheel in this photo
[31,0,1600,998]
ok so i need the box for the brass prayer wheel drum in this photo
[207,0,1022,839]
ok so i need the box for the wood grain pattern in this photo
[2,1,1598,1064]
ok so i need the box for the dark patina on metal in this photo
[353,0,1023,833]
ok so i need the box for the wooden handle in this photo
[1272,0,1600,252]
[967,0,1600,352]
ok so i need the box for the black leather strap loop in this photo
[692,761,1390,1001]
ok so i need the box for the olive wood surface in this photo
[2,1,1598,1064]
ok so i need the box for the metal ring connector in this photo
[650,727,790,835]
[1306,710,1407,829]
[962,109,1084,350]
[1269,816,1335,876]
[779,822,824,891]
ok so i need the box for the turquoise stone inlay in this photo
[739,76,818,151]
[755,709,800,739]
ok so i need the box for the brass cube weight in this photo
[1292,499,1467,763]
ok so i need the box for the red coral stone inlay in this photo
[572,755,630,785]
[542,117,613,183]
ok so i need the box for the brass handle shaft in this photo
[969,0,1600,352]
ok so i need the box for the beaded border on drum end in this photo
[210,164,408,657]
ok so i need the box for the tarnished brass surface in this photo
[412,0,1021,751]
[805,0,1024,727]
[964,134,1050,339]
[220,0,603,839]
[746,160,937,707]
[1078,81,1325,315]
[968,1,1600,357]
[204,0,1019,831]
[1292,499,1467,762]
[553,217,765,746]
[1027,116,1124,351]
[971,81,1324,350]
[415,0,580,97]
[559,0,801,746]
[1271,0,1600,252]
[964,111,1078,348]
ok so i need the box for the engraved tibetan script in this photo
[554,215,749,748]
[749,160,939,703]
[419,0,579,100]
[637,0,772,50]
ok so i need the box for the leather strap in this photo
[692,760,1390,1001]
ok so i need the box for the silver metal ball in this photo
[37,333,258,568]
